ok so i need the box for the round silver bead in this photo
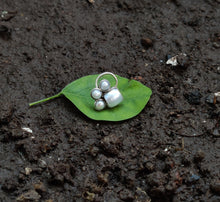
[94,99,106,111]
[99,79,111,92]
[91,88,102,100]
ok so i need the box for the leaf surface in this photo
[61,74,152,121]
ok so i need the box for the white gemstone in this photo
[99,79,111,92]
[95,99,106,111]
[91,88,102,100]
[104,88,123,108]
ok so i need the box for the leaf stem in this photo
[29,92,62,107]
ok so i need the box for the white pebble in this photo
[22,127,33,134]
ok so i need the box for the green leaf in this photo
[29,74,152,121]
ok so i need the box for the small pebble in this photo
[177,53,189,67]
[97,172,109,184]
[45,200,53,202]
[166,53,188,67]
[119,189,134,201]
[87,0,95,4]
[16,190,41,201]
[147,171,166,186]
[22,127,33,134]
[145,161,155,172]
[212,128,220,137]
[89,146,99,157]
[1,10,16,21]
[184,90,202,105]
[206,94,215,104]
[38,159,47,168]
[34,181,46,193]
[135,187,151,202]
[189,174,200,183]
[210,180,220,195]
[100,134,120,155]
[1,11,8,18]
[213,42,220,48]
[166,55,178,66]
[25,167,32,175]
[83,191,95,201]
[141,37,153,48]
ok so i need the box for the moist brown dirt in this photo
[0,0,219,201]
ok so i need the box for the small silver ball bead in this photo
[94,99,106,111]
[99,79,111,92]
[91,88,102,100]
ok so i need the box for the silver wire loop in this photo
[95,72,118,88]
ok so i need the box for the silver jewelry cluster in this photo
[91,72,123,111]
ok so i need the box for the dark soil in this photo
[0,0,219,201]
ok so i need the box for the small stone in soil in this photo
[184,90,202,105]
[34,181,47,193]
[145,161,155,172]
[38,159,47,168]
[188,174,200,183]
[97,172,109,184]
[100,134,120,155]
[16,190,41,201]
[166,53,188,68]
[83,191,95,201]
[210,180,220,195]
[141,37,153,48]
[25,167,32,175]
[147,171,166,187]
[177,53,189,68]
[213,42,220,48]
[206,94,215,104]
[119,189,134,201]
[212,128,220,137]
[45,200,53,202]
[22,127,33,134]
[166,55,178,66]
[1,11,16,21]
[89,145,99,157]
[87,0,95,4]
[135,187,151,202]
